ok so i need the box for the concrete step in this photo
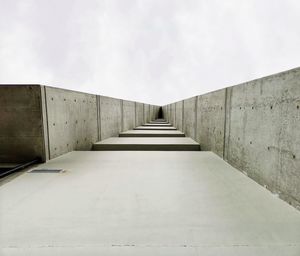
[150,120,168,124]
[134,126,177,130]
[119,130,185,137]
[92,137,200,151]
[153,118,166,122]
[142,123,172,127]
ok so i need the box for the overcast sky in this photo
[0,0,299,105]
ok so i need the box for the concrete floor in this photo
[92,137,200,151]
[1,151,300,255]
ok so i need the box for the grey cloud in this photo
[0,0,299,105]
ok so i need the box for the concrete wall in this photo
[183,96,197,140]
[0,85,47,163]
[169,103,176,126]
[135,102,144,126]
[1,85,159,163]
[45,87,98,159]
[197,89,226,157]
[163,67,300,209]
[99,96,122,140]
[144,104,150,123]
[175,101,183,131]
[224,68,300,209]
[122,100,136,131]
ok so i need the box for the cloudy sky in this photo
[0,0,299,105]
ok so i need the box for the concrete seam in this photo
[97,96,101,141]
[195,96,198,141]
[223,88,228,159]
[134,102,136,128]
[121,100,124,131]
[43,86,51,160]
[182,100,184,133]
[175,103,176,127]
[39,86,47,162]
[143,104,145,124]
[135,102,137,127]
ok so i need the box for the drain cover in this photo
[29,169,63,173]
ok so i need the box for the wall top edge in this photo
[0,84,161,106]
[162,66,300,107]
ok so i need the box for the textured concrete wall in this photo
[224,68,300,209]
[183,97,197,140]
[99,96,122,140]
[45,87,98,159]
[175,101,183,131]
[162,106,167,121]
[169,103,176,126]
[150,105,154,121]
[0,85,47,163]
[163,67,300,210]
[135,102,144,126]
[144,104,150,123]
[197,89,226,157]
[122,100,136,131]
[0,85,159,164]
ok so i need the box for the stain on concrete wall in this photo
[224,68,300,209]
[183,97,197,140]
[197,89,226,157]
[135,102,144,126]
[99,96,122,140]
[45,87,98,159]
[122,100,135,131]
[0,85,46,163]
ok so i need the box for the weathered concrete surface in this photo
[0,85,46,163]
[1,151,300,255]
[45,87,98,159]
[135,102,144,127]
[134,126,177,130]
[197,89,226,157]
[163,67,300,210]
[150,105,155,121]
[144,104,150,124]
[224,68,300,209]
[142,123,172,127]
[119,130,185,137]
[93,137,200,151]
[175,101,183,131]
[183,97,197,140]
[169,103,176,126]
[99,96,122,140]
[122,100,135,131]
[162,105,170,122]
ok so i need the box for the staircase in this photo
[92,119,200,151]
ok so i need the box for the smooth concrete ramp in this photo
[93,137,200,151]
[134,126,177,130]
[119,130,185,137]
[1,151,300,255]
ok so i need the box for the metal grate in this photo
[29,169,63,173]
